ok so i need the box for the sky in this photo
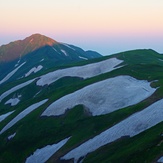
[0,0,163,55]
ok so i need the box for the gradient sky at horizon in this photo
[0,0,163,55]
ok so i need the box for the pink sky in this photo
[0,0,163,55]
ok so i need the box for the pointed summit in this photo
[25,33,57,46]
[0,34,58,62]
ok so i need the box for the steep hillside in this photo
[0,48,163,163]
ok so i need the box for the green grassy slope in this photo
[0,49,163,163]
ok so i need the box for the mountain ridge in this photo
[0,33,102,63]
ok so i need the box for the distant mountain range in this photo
[0,34,163,163]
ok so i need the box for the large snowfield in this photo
[0,99,48,134]
[25,137,70,163]
[62,99,163,162]
[36,58,123,86]
[42,75,155,116]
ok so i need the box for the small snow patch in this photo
[51,47,58,53]
[61,49,68,56]
[15,59,21,67]
[5,98,20,106]
[25,65,43,77]
[63,43,76,51]
[18,94,22,98]
[40,59,44,62]
[33,90,42,98]
[15,63,19,67]
[62,99,163,162]
[0,111,15,123]
[0,99,48,134]
[8,133,16,140]
[79,56,88,60]
[25,137,70,163]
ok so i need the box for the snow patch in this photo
[0,79,35,102]
[25,137,70,163]
[0,111,15,123]
[40,59,44,62]
[62,99,163,162]
[30,39,33,43]
[8,133,16,140]
[0,99,48,134]
[79,56,88,60]
[0,62,26,85]
[61,49,68,56]
[15,59,21,67]
[25,65,43,77]
[34,65,43,73]
[37,58,123,86]
[42,76,155,117]
[51,47,58,53]
[18,94,22,98]
[5,98,20,106]
[33,90,42,98]
[158,156,163,163]
[15,63,19,67]
[63,43,76,51]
